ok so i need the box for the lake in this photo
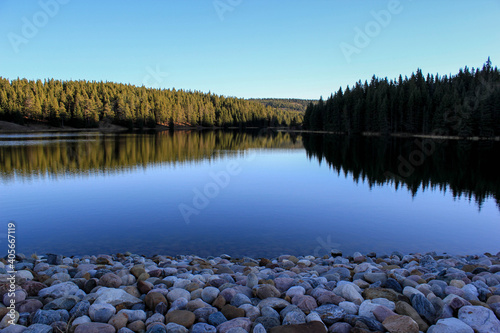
[1,130,499,258]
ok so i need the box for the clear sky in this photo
[1,0,499,99]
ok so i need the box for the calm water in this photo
[1,130,499,258]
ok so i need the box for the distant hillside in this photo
[249,98,317,113]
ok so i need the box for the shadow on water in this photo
[302,133,500,211]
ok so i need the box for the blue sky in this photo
[1,0,499,99]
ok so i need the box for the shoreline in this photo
[1,250,499,332]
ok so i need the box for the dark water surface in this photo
[1,131,499,258]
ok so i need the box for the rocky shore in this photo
[1,251,500,333]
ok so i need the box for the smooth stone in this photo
[362,288,400,302]
[364,272,387,285]
[145,292,168,310]
[93,287,143,307]
[164,310,195,328]
[18,299,43,313]
[373,305,397,322]
[167,288,191,303]
[253,316,280,331]
[328,322,352,333]
[109,312,129,330]
[283,310,306,325]
[255,284,281,299]
[24,324,53,333]
[291,295,317,312]
[118,309,147,322]
[222,304,245,320]
[3,290,26,305]
[230,293,252,307]
[38,282,80,298]
[269,321,327,333]
[338,301,359,315]
[74,322,116,333]
[165,322,188,332]
[358,300,380,320]
[43,296,78,311]
[314,304,346,325]
[89,303,116,323]
[246,273,258,289]
[252,323,266,333]
[334,284,363,305]
[193,306,218,322]
[261,306,280,321]
[382,314,419,333]
[286,286,306,298]
[411,293,436,323]
[31,309,69,325]
[216,318,252,333]
[257,298,290,311]
[458,305,500,333]
[70,301,91,318]
[208,312,227,327]
[201,287,220,304]
[427,317,474,333]
[190,322,216,333]
[395,301,428,332]
[72,315,92,326]
[21,281,47,297]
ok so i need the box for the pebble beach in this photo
[1,250,500,333]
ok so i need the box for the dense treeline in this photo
[304,59,500,137]
[0,130,302,179]
[0,78,303,129]
[249,98,316,113]
[302,134,500,209]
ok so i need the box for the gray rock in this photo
[257,297,290,310]
[253,316,280,331]
[230,293,252,307]
[344,314,385,332]
[201,287,220,304]
[246,273,258,289]
[93,287,142,307]
[165,322,189,333]
[1,325,28,333]
[261,306,280,321]
[428,318,474,333]
[43,296,78,311]
[46,254,63,265]
[458,305,500,333]
[252,323,266,333]
[72,315,91,326]
[364,273,387,285]
[190,323,216,333]
[70,301,90,317]
[167,288,191,303]
[411,293,436,323]
[118,309,147,322]
[31,309,69,325]
[24,324,53,333]
[38,282,79,298]
[314,304,346,325]
[283,310,306,325]
[89,303,116,322]
[146,325,167,333]
[208,312,227,327]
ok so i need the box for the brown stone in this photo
[108,312,128,330]
[164,310,195,328]
[382,315,419,333]
[21,281,47,296]
[362,288,400,302]
[74,322,116,333]
[124,286,141,298]
[395,301,428,332]
[129,265,146,278]
[127,320,145,332]
[99,273,122,288]
[145,292,167,310]
[259,258,271,266]
[137,280,153,294]
[213,294,226,309]
[255,284,281,299]
[270,321,327,333]
[222,304,245,319]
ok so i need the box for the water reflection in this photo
[302,134,500,210]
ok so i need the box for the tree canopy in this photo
[303,59,500,137]
[0,78,303,129]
